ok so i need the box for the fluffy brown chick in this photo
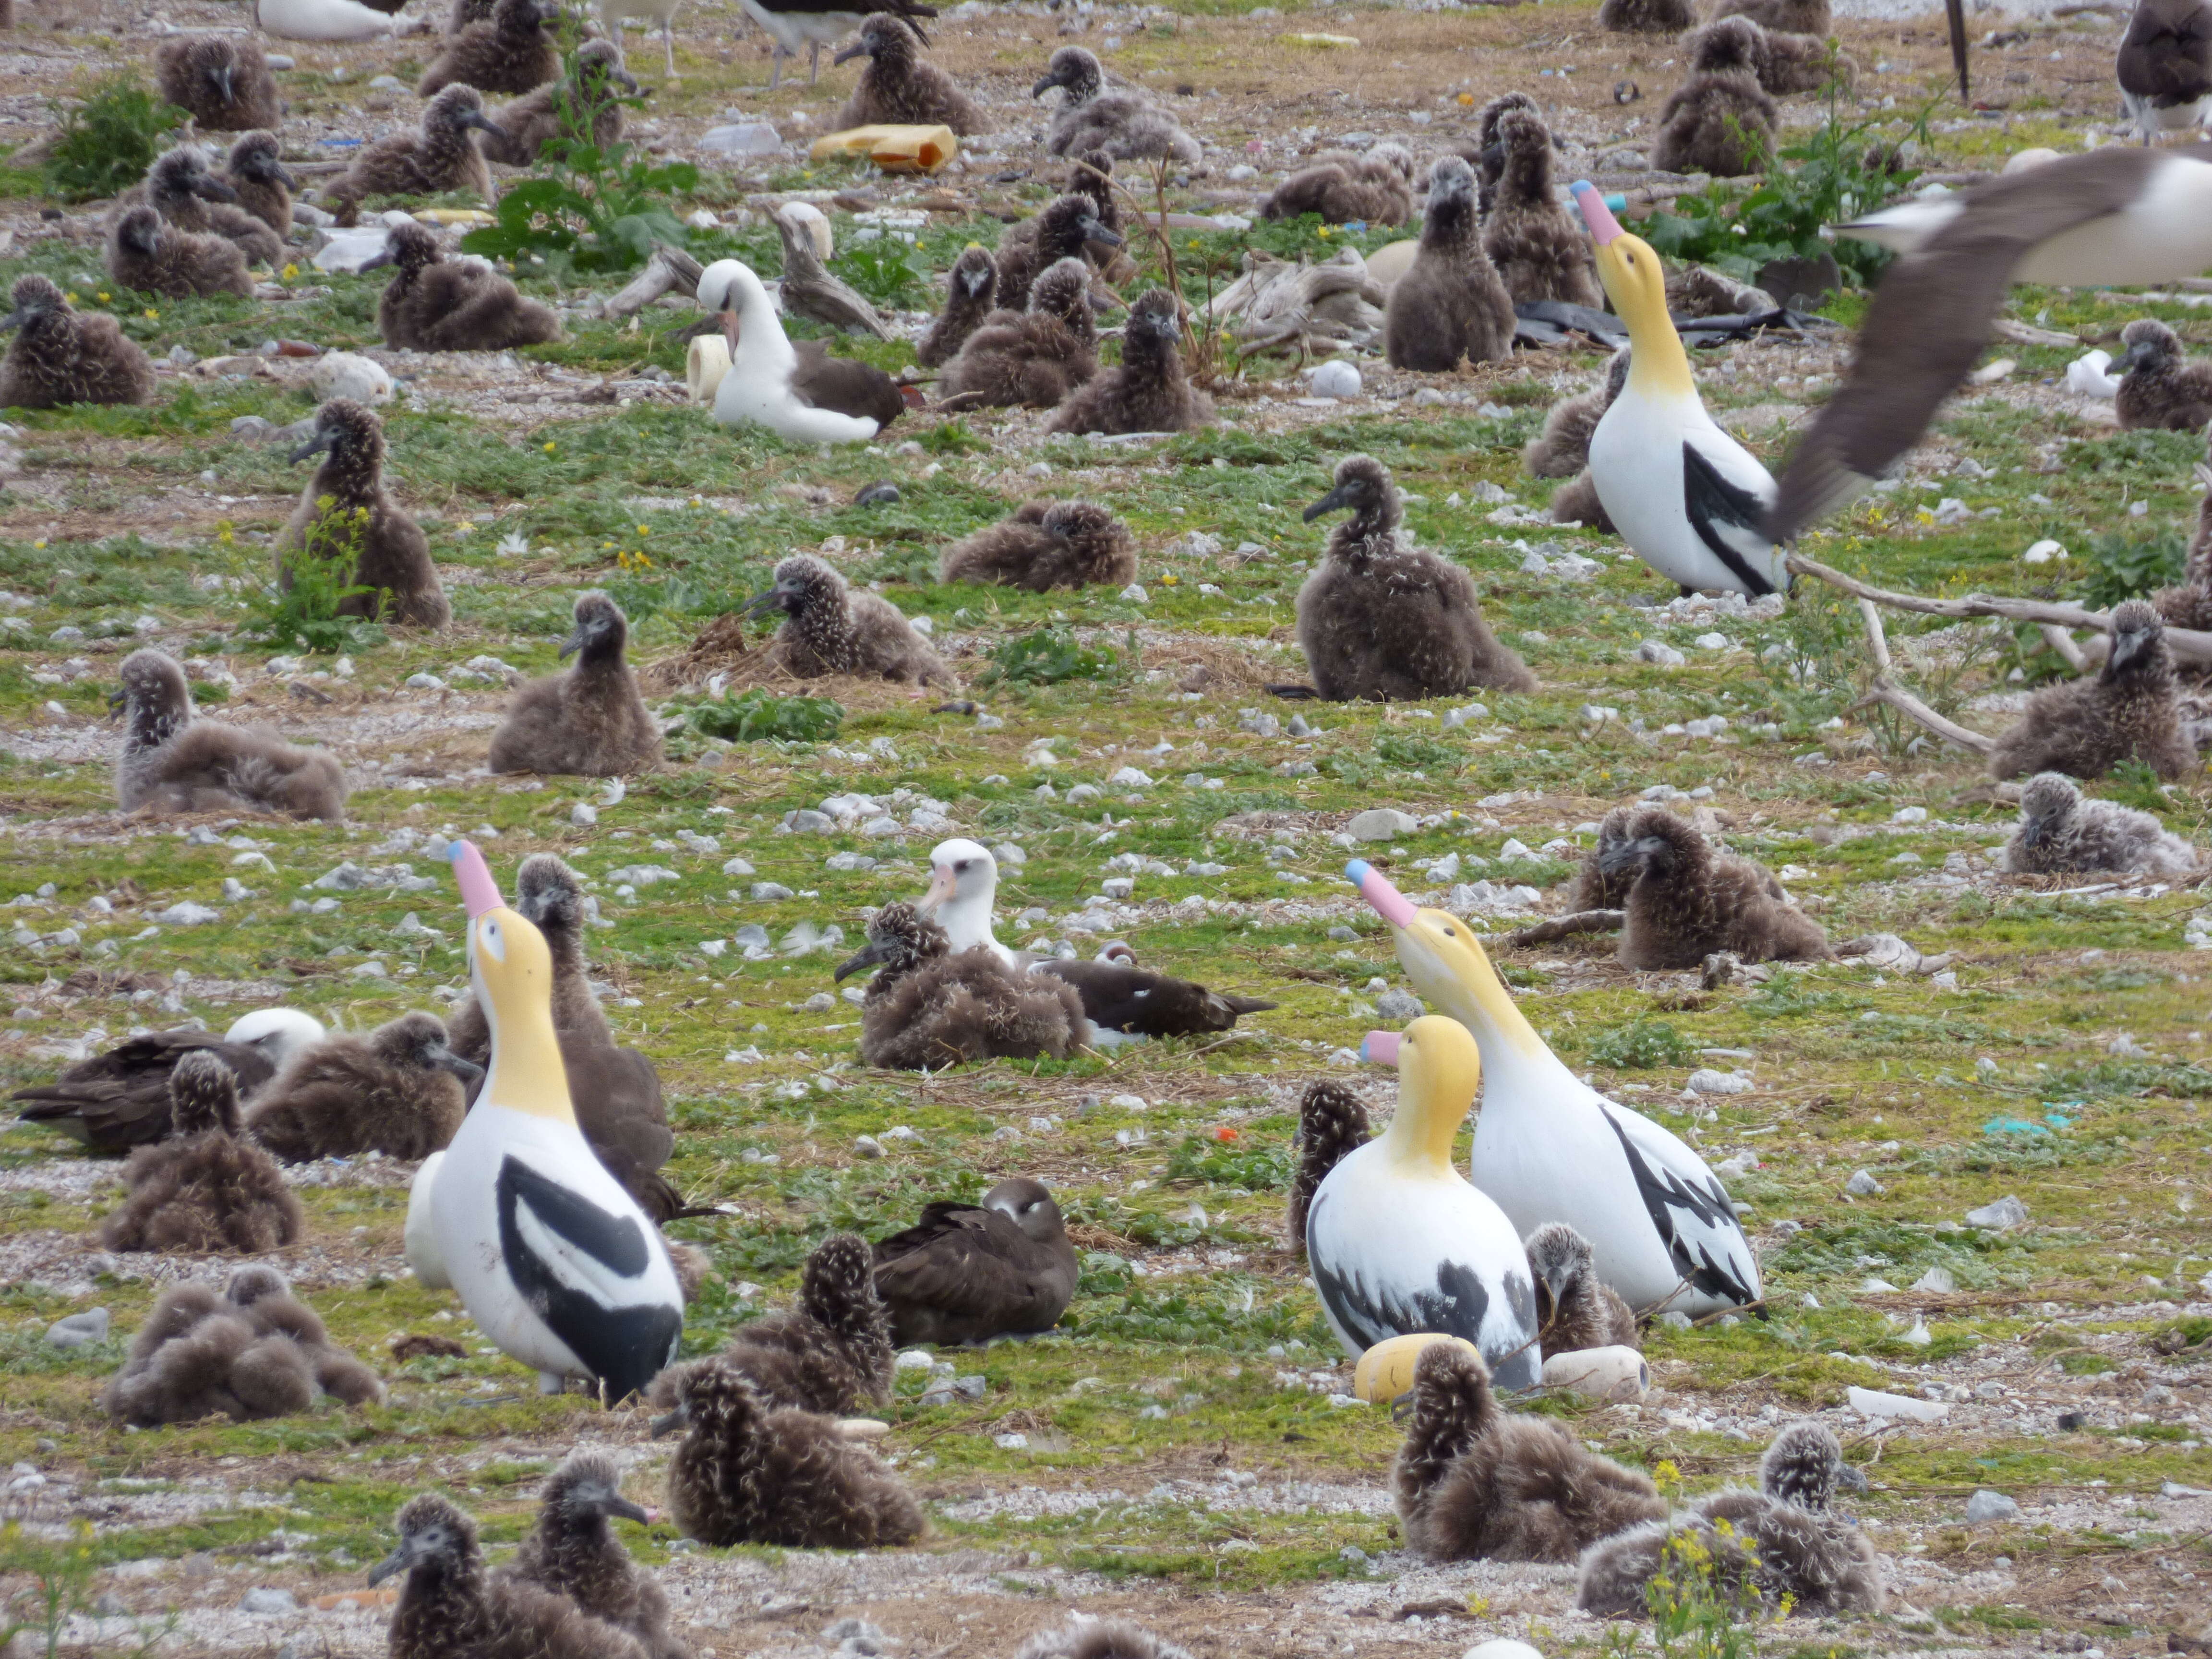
[1395,1341,1666,1563]
[156,35,282,132]
[133,144,284,269]
[1523,1222,1640,1357]
[1711,0,1830,33]
[835,12,987,133]
[667,1232,893,1415]
[327,84,501,219]
[1262,143,1417,227]
[1286,1079,1370,1257]
[916,246,998,368]
[655,1358,924,1549]
[836,901,1091,1069]
[1602,808,1830,970]
[940,497,1135,590]
[1999,771,2201,877]
[244,1011,475,1162]
[994,193,1119,312]
[505,1452,689,1659]
[419,0,560,96]
[488,591,661,776]
[1383,156,1515,372]
[1653,18,1779,176]
[1525,350,1632,480]
[1483,110,1602,307]
[1987,599,2197,781]
[0,273,154,409]
[375,220,561,353]
[101,1050,303,1254]
[1048,288,1212,436]
[936,256,1100,409]
[112,649,348,820]
[1599,0,1694,30]
[745,554,955,687]
[481,39,638,166]
[223,1265,387,1406]
[2116,318,2212,433]
[221,132,295,238]
[106,205,252,300]
[1560,804,1640,910]
[277,398,450,629]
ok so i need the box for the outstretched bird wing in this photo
[1597,1103,1762,1313]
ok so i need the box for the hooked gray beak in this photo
[740,583,797,618]
[595,1493,651,1524]
[833,939,896,982]
[1303,482,1357,522]
[1599,835,1667,878]
[1079,217,1121,248]
[2107,625,2150,673]
[288,429,334,465]
[366,1539,419,1586]
[464,112,507,139]
[1031,70,1065,97]
[359,244,396,273]
[272,164,299,191]
[832,40,870,65]
[107,686,128,717]
[649,1404,688,1438]
[2116,342,2152,374]
[0,308,25,334]
[559,625,589,661]
[194,174,240,203]
[214,65,235,105]
[426,1045,483,1084]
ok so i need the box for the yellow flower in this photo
[1161,573,1179,586]
[543,441,557,453]
[282,263,300,280]
[142,309,158,321]
[1316,226,1332,239]
[97,291,110,302]
[636,524,650,535]
[33,537,47,549]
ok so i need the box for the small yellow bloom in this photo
[543,441,557,453]
[1160,573,1179,586]
[143,309,158,321]
[282,263,300,280]
[33,538,47,549]
[97,291,111,303]
[636,524,650,535]
[1316,226,1332,239]
[1457,91,1475,106]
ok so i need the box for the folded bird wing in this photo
[792,340,905,426]
[1766,149,2172,543]
[872,1202,1042,1318]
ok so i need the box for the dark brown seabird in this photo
[870,1176,1079,1346]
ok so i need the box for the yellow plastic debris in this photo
[808,123,960,174]
[412,208,497,227]
[1352,1333,1482,1403]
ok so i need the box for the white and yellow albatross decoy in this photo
[409,840,684,1400]
[1347,861,1761,1322]
[1571,181,1788,600]
[1304,1016,1540,1388]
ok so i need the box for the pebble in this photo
[571,803,598,827]
[853,1135,884,1158]
[1965,1490,2019,1523]
[152,902,220,926]
[240,1588,298,1614]
[312,351,393,406]
[721,855,757,876]
[1374,988,1422,1021]
[1848,1385,1948,1422]
[1844,1169,1883,1196]
[1966,1194,2028,1230]
[1638,639,1687,667]
[1347,807,1417,841]
[752,882,794,902]
[1309,360,1361,399]
[46,1307,109,1347]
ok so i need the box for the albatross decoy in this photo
[1776,143,2212,541]
[870,1176,1079,1345]
[696,259,902,441]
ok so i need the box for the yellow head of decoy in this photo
[1346,860,1547,1063]
[1571,182,1694,400]
[1375,1015,1482,1171]
[449,839,574,1123]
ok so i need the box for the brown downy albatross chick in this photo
[835,12,986,134]
[1048,287,1212,435]
[419,0,560,96]
[1526,349,1632,479]
[375,219,561,352]
[481,38,637,166]
[156,35,282,132]
[221,132,296,238]
[1599,0,1694,30]
[327,84,502,221]
[1578,1421,1883,1619]
[135,144,284,268]
[1015,1622,1196,1659]
[1549,470,1615,532]
[445,854,691,1221]
[1561,804,1640,911]
[994,150,1133,286]
[937,257,1100,409]
[654,1358,924,1548]
[871,1176,1079,1346]
[1484,109,1602,307]
[2000,770,2201,876]
[224,1264,386,1406]
[2154,463,2212,632]
[1988,600,2196,781]
[448,0,496,26]
[1262,143,1417,226]
[994,193,1121,311]
[244,1011,477,1162]
[505,1453,689,1659]
[1747,23,1853,94]
[673,1233,893,1415]
[102,1051,303,1254]
[278,399,450,629]
[1277,454,1535,701]
[837,901,1090,1070]
[1471,91,1539,216]
[1524,1222,1639,1358]
[940,497,1134,590]
[373,1493,650,1659]
[1602,808,1830,969]
[1287,1079,1370,1258]
[1384,156,1515,372]
[1395,1340,1667,1563]
[1653,19,1778,177]
[107,205,251,300]
[112,649,348,819]
[102,1294,313,1426]
[1712,0,1830,33]
[0,274,153,408]
[917,246,998,367]
[744,554,955,687]
[2116,318,2212,432]
[1033,44,1200,163]
[488,592,661,776]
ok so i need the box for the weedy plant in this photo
[685,687,843,743]
[831,237,931,310]
[1636,1477,1781,1659]
[1,1520,99,1659]
[2074,523,2188,610]
[980,626,1122,686]
[1586,1019,1697,1070]
[44,71,185,204]
[461,31,694,274]
[249,500,384,654]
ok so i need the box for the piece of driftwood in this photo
[607,243,706,320]
[774,203,894,339]
[1847,595,1997,755]
[1787,552,2212,664]
[1202,245,1385,356]
[1507,910,1625,947]
[2038,623,2089,674]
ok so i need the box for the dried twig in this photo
[1507,909,1625,946]
[2039,623,2089,674]
[1848,598,1996,754]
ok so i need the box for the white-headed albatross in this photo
[1774,142,2212,541]
[1303,1016,1539,1386]
[1348,860,1761,1321]
[1570,182,1788,598]
[412,840,684,1399]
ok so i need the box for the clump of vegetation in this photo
[45,72,184,204]
[461,39,692,274]
[981,626,1120,686]
[1638,88,1929,290]
[1635,1493,1775,1659]
[1587,1019,1697,1070]
[2,1519,100,1659]
[1165,1130,1292,1191]
[2074,524,2187,609]
[831,237,931,309]
[246,503,384,654]
[686,687,843,743]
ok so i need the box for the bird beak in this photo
[2108,626,2148,672]
[833,939,896,982]
[1836,1463,1870,1493]
[915,862,958,917]
[0,308,24,334]
[426,1045,483,1084]
[740,579,798,618]
[106,686,127,718]
[614,69,640,93]
[559,625,588,661]
[358,242,396,273]
[288,429,333,465]
[1303,482,1356,523]
[832,41,869,64]
[1080,218,1121,248]
[718,309,741,352]
[465,112,507,139]
[2116,342,2150,374]
[195,174,240,203]
[1598,835,1665,877]
[366,1539,418,1586]
[596,1494,652,1525]
[214,65,235,104]
[1030,70,1063,97]
[273,165,299,190]
[649,1405,688,1438]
